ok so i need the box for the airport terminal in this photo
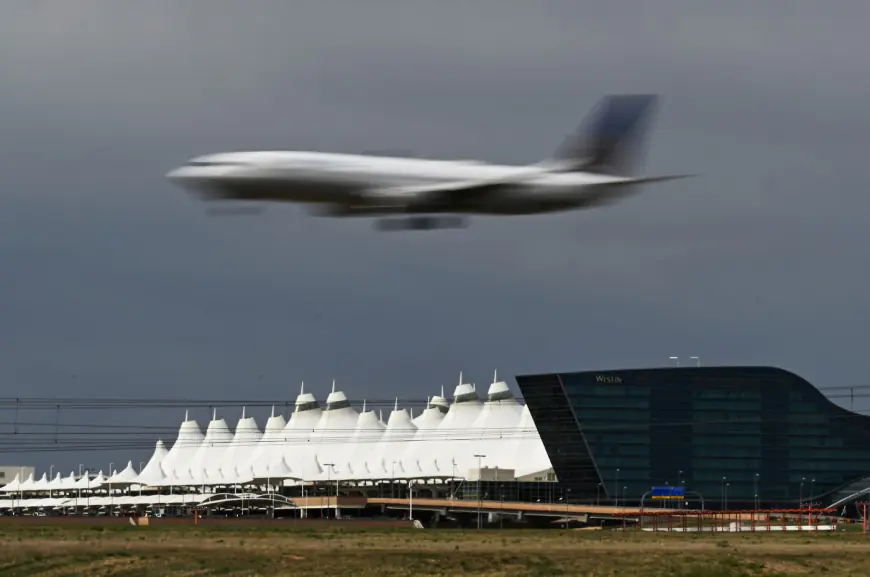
[2,365,869,527]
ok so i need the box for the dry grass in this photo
[1,522,869,576]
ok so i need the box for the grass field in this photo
[1,521,869,576]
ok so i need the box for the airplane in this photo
[166,94,691,231]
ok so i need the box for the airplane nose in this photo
[166,166,192,181]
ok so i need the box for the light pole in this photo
[565,488,571,529]
[323,463,334,519]
[810,478,815,509]
[800,477,805,509]
[689,356,700,367]
[678,471,684,509]
[109,462,114,514]
[614,469,620,507]
[596,483,601,506]
[49,465,54,499]
[721,476,726,510]
[474,454,486,529]
[669,356,680,367]
[139,462,145,498]
[408,480,413,521]
[754,473,760,510]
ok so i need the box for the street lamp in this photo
[798,477,807,509]
[721,476,726,510]
[474,454,486,529]
[408,480,414,521]
[109,462,114,514]
[754,473,760,510]
[139,462,145,498]
[614,468,621,507]
[689,356,700,367]
[810,478,815,509]
[678,471,684,510]
[669,356,680,367]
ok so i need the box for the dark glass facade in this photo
[516,367,870,510]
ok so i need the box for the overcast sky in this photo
[1,0,869,472]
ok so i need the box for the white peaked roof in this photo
[47,472,64,491]
[426,376,484,477]
[281,383,323,474]
[91,471,107,489]
[0,473,21,492]
[467,373,525,475]
[248,406,287,480]
[136,440,169,486]
[262,455,295,483]
[347,403,386,478]
[30,473,50,491]
[18,473,35,491]
[157,412,204,486]
[58,471,78,491]
[402,393,448,477]
[218,407,262,485]
[308,383,359,477]
[106,461,139,486]
[511,404,553,477]
[189,410,234,486]
[366,401,417,480]
[91,372,555,486]
[72,472,95,490]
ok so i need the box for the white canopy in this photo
[0,473,21,493]
[106,461,139,486]
[51,374,553,488]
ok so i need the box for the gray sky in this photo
[1,0,869,472]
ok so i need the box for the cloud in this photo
[1,0,870,469]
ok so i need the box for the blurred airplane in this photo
[166,94,691,231]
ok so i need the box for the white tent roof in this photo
[189,410,233,486]
[402,395,447,477]
[46,472,64,491]
[106,461,139,486]
[511,404,553,477]
[218,408,262,485]
[425,377,484,477]
[135,440,169,486]
[18,473,36,492]
[346,404,386,478]
[0,473,21,492]
[248,407,287,479]
[57,471,78,491]
[281,384,323,474]
[365,401,417,480]
[466,374,525,473]
[30,473,50,492]
[79,373,554,486]
[307,384,359,477]
[157,412,204,487]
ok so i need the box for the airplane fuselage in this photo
[168,151,635,216]
[166,94,687,229]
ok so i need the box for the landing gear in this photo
[374,216,467,231]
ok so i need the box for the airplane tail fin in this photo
[548,94,658,176]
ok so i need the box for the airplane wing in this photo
[360,171,694,213]
[360,168,550,213]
